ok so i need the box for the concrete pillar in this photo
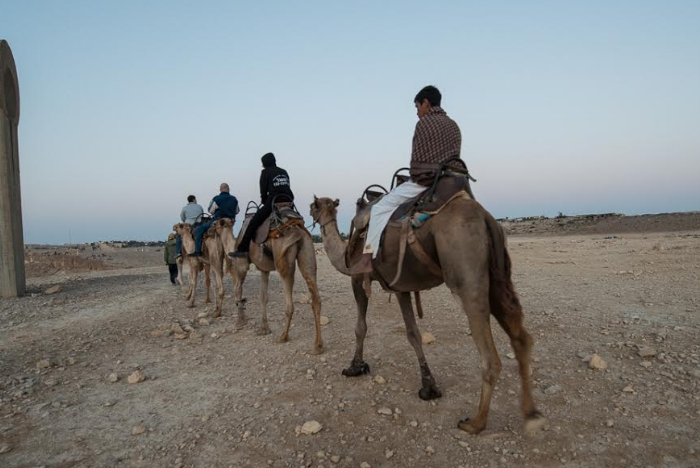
[0,40,25,297]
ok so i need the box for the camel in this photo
[309,195,545,434]
[172,222,227,317]
[213,215,324,355]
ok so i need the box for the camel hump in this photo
[390,175,473,222]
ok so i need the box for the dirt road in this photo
[1,229,699,467]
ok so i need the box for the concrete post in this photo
[0,40,25,297]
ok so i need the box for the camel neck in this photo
[320,219,350,276]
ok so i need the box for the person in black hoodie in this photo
[230,153,294,258]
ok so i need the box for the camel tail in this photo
[484,211,523,318]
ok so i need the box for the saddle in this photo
[346,158,475,288]
[240,201,305,247]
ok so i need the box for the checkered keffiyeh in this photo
[409,106,462,185]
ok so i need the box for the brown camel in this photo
[172,223,227,317]
[309,196,545,434]
[213,216,324,355]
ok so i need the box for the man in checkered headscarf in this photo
[363,85,462,260]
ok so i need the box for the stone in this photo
[637,347,657,358]
[544,384,561,395]
[374,375,386,384]
[506,352,516,359]
[606,419,614,427]
[199,318,210,326]
[44,285,61,295]
[385,449,394,459]
[127,370,146,384]
[131,425,146,435]
[377,407,392,416]
[171,323,185,334]
[320,316,330,326]
[426,446,435,456]
[67,357,77,365]
[197,312,208,319]
[622,385,634,393]
[36,359,53,369]
[640,361,652,368]
[149,330,165,338]
[0,443,11,454]
[330,455,341,463]
[108,373,119,383]
[174,333,188,340]
[298,294,311,304]
[306,369,316,380]
[43,378,58,387]
[588,354,608,370]
[409,420,418,427]
[360,463,371,468]
[421,332,436,345]
[300,420,322,435]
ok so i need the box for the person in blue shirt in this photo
[190,183,239,257]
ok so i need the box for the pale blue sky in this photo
[1,0,698,244]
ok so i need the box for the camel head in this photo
[310,196,339,227]
[212,218,236,252]
[212,218,234,231]
[173,223,192,236]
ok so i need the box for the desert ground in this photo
[1,213,699,468]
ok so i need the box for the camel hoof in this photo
[256,325,271,336]
[309,344,324,355]
[342,362,370,377]
[276,334,289,344]
[186,303,195,309]
[524,411,547,435]
[418,385,442,401]
[457,417,485,435]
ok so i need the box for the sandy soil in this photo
[1,217,699,468]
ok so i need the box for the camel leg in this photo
[176,257,183,285]
[186,261,198,307]
[212,263,224,318]
[491,297,546,433]
[204,264,212,304]
[297,238,324,355]
[452,290,501,434]
[342,276,370,376]
[257,271,272,335]
[276,253,297,344]
[396,292,442,400]
[233,260,249,330]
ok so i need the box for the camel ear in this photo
[333,199,339,207]
[313,195,319,207]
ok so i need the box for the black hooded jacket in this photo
[259,153,294,205]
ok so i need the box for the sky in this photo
[1,0,699,244]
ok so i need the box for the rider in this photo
[230,152,294,258]
[175,194,204,259]
[190,183,239,257]
[363,85,462,261]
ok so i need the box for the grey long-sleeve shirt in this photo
[180,202,204,224]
